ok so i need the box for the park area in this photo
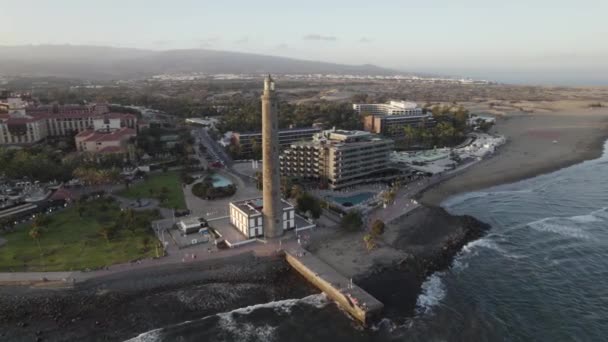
[0,198,161,272]
[119,171,187,210]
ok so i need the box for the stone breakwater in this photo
[357,206,491,320]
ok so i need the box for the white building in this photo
[229,197,295,238]
[178,217,208,234]
[353,100,423,116]
[280,129,396,189]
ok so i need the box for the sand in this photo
[421,107,608,206]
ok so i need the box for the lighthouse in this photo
[261,75,283,238]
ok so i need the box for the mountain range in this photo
[0,45,404,80]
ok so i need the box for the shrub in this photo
[341,211,363,231]
[371,219,385,236]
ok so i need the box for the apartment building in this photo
[233,126,321,156]
[280,129,395,189]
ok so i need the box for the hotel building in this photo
[280,129,395,189]
[0,102,138,146]
[353,100,423,116]
[355,100,435,138]
[75,113,138,155]
[233,126,322,156]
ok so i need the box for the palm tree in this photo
[403,125,417,148]
[29,226,44,270]
[98,226,112,244]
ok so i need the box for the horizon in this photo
[1,0,608,85]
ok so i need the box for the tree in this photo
[340,211,363,231]
[255,171,263,190]
[29,226,44,269]
[371,219,385,236]
[296,192,322,219]
[281,177,294,198]
[77,204,86,218]
[98,226,112,244]
[403,125,418,148]
[291,185,304,200]
[251,139,262,160]
[33,214,51,228]
[363,233,376,251]
[382,190,396,205]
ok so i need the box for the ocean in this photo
[129,141,608,342]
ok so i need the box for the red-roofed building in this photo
[75,127,136,154]
[0,102,139,146]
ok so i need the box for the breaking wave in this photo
[415,273,446,315]
[528,218,591,240]
[126,294,329,342]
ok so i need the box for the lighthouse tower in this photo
[261,75,283,238]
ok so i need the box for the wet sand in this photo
[421,109,608,206]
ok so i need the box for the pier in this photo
[284,247,383,325]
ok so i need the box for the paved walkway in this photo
[0,233,307,285]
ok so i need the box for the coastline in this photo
[0,253,318,341]
[421,109,608,206]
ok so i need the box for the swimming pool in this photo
[328,192,375,207]
[211,174,233,188]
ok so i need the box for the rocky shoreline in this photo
[0,253,317,342]
[356,206,491,321]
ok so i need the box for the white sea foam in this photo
[456,236,523,263]
[416,273,446,315]
[213,293,328,341]
[591,207,608,220]
[217,314,277,341]
[227,293,329,316]
[528,218,591,240]
[125,329,164,342]
[124,294,329,342]
[569,214,602,223]
[442,191,490,207]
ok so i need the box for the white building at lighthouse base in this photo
[229,197,296,238]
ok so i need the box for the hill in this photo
[0,45,401,80]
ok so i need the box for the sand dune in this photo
[421,107,608,206]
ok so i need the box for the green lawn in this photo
[0,199,160,272]
[119,171,187,210]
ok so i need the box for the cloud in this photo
[276,43,289,49]
[235,36,249,44]
[359,37,373,43]
[303,34,337,41]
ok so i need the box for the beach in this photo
[421,106,608,206]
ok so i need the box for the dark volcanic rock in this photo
[357,205,490,320]
[0,253,317,342]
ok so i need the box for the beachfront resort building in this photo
[355,100,435,138]
[0,101,138,146]
[75,112,138,155]
[232,126,322,156]
[229,197,296,238]
[280,129,396,189]
[353,100,423,116]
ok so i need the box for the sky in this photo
[1,0,608,84]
